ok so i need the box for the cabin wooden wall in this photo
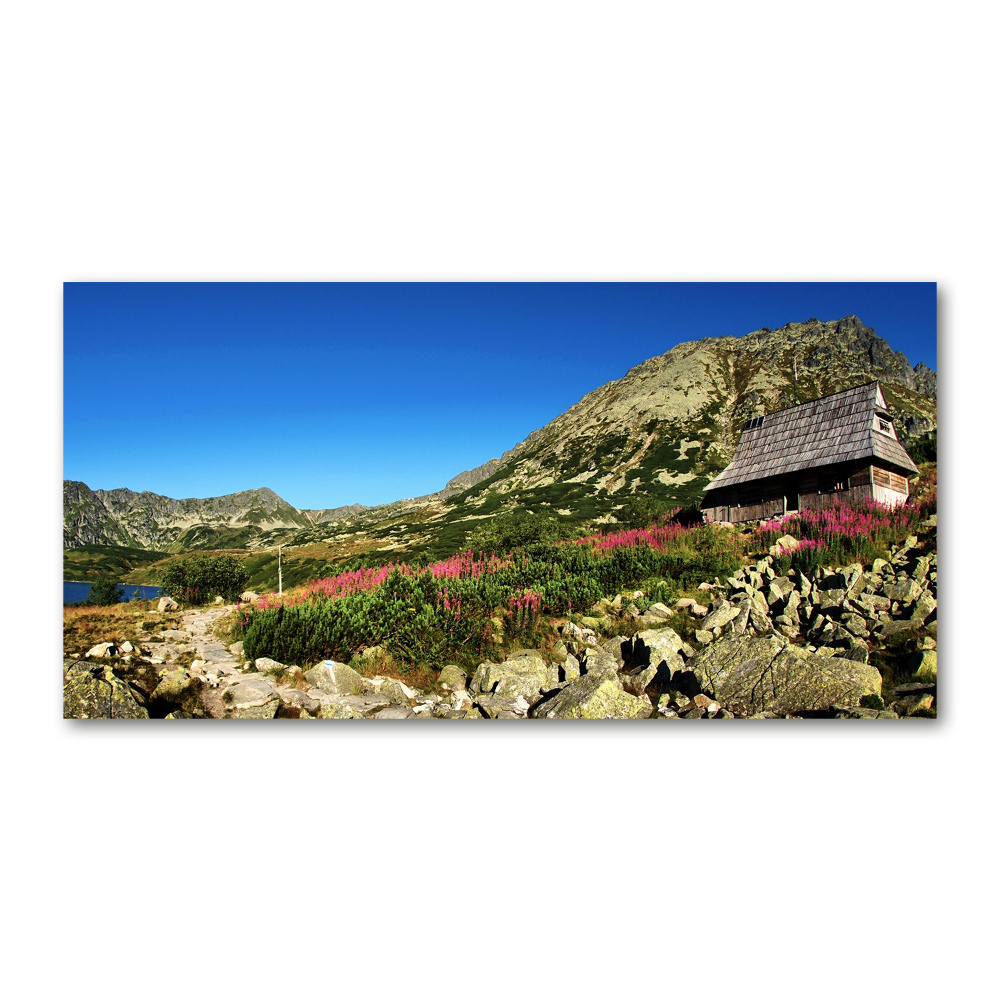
[798,484,875,511]
[702,499,783,523]
[872,465,909,495]
[871,484,909,507]
[701,460,912,522]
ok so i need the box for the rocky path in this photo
[182,605,241,675]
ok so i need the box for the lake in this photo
[64,581,164,605]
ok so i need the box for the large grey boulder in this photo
[726,600,752,636]
[470,651,557,702]
[622,662,672,699]
[157,596,179,612]
[767,577,795,607]
[910,592,937,625]
[631,628,686,667]
[437,665,469,691]
[63,664,150,719]
[370,705,418,719]
[475,694,531,718]
[683,634,882,716]
[702,602,742,630]
[366,677,417,705]
[315,694,390,718]
[597,636,628,665]
[222,678,280,718]
[275,687,321,716]
[561,653,581,681]
[303,660,373,697]
[85,641,118,658]
[913,651,937,682]
[577,647,621,679]
[254,657,286,675]
[531,671,651,719]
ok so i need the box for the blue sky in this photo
[63,282,937,509]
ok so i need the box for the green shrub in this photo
[89,577,124,606]
[466,509,566,553]
[158,553,249,605]
[616,495,675,530]
[907,432,937,465]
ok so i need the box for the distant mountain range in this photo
[63,482,366,551]
[64,315,936,556]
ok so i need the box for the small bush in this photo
[616,495,676,530]
[89,577,124,606]
[466,509,567,553]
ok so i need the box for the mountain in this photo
[437,315,936,513]
[64,315,936,562]
[63,482,367,551]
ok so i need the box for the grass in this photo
[63,544,167,582]
[62,602,183,657]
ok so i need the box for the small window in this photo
[873,413,896,437]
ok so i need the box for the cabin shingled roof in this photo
[704,382,920,494]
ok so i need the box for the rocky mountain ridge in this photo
[63,480,368,551]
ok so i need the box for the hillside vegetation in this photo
[225,466,936,679]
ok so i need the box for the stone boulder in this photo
[622,663,672,699]
[768,534,801,557]
[275,687,321,717]
[470,650,557,703]
[63,664,149,719]
[913,650,937,682]
[531,671,651,719]
[316,699,367,719]
[303,660,373,697]
[221,678,280,719]
[562,621,599,647]
[254,657,287,675]
[561,653,581,681]
[437,665,469,691]
[240,591,259,602]
[684,634,882,716]
[85,641,118,658]
[577,647,622,680]
[157,596,179,612]
[475,694,531,718]
[150,668,201,714]
[366,677,417,705]
[630,628,686,670]
[597,636,628,665]
[702,602,741,631]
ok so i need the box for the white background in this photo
[2,3,994,998]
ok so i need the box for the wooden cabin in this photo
[701,382,920,524]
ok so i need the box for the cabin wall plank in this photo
[799,485,875,511]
